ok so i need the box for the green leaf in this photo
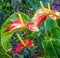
[0,45,13,58]
[44,18,58,32]
[1,34,12,52]
[52,39,60,48]
[44,18,60,38]
[42,18,60,58]
[42,38,58,58]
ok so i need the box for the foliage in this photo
[1,11,60,58]
[42,18,60,58]
[0,45,13,58]
[1,12,43,58]
[0,0,60,58]
[1,12,33,58]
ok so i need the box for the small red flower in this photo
[12,43,24,54]
[12,39,34,54]
[24,39,34,47]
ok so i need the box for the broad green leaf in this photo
[44,18,60,38]
[54,47,60,56]
[52,39,60,48]
[51,28,60,38]
[42,39,58,58]
[42,18,60,58]
[44,18,58,32]
[42,38,60,58]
